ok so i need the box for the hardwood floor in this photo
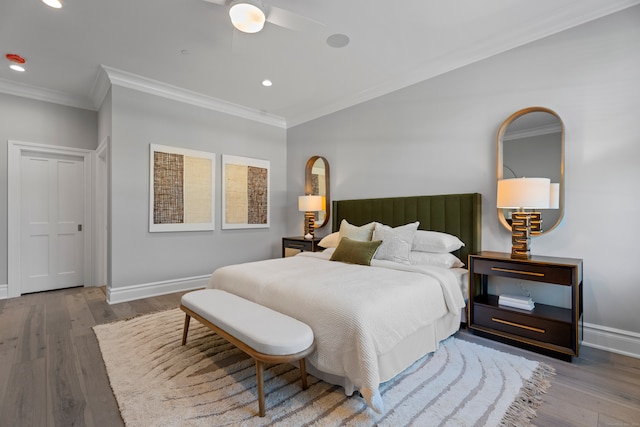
[0,286,638,426]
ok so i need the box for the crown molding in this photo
[0,66,287,129]
[98,65,287,129]
[0,77,95,111]
[90,66,112,110]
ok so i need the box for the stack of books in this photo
[498,294,534,311]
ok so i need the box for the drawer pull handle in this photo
[287,244,305,249]
[492,317,545,334]
[491,267,544,277]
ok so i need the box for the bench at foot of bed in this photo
[180,289,316,417]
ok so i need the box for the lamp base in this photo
[510,212,541,259]
[304,211,315,238]
[529,212,542,236]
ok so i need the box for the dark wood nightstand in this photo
[281,236,322,257]
[468,251,583,361]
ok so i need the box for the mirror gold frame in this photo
[305,156,330,229]
[496,106,565,235]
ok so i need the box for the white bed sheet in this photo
[449,267,469,322]
[206,251,465,413]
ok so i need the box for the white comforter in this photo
[206,251,465,413]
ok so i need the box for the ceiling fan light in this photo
[42,0,63,8]
[229,1,266,34]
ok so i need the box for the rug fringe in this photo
[499,362,555,426]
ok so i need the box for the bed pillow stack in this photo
[409,231,465,268]
[319,221,465,268]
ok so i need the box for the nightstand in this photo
[281,236,322,257]
[468,251,583,361]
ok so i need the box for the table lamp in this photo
[298,195,323,239]
[497,178,551,258]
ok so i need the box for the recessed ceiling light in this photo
[10,64,25,72]
[42,0,63,9]
[262,79,272,87]
[326,33,350,48]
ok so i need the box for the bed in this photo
[207,193,481,413]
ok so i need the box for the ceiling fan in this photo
[202,0,324,34]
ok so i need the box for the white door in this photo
[20,152,84,293]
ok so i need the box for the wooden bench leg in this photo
[299,358,309,389]
[255,360,265,417]
[181,314,191,345]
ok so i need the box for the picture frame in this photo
[222,154,270,229]
[149,144,215,232]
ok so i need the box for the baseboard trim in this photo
[582,322,640,359]
[0,284,8,299]
[107,275,210,305]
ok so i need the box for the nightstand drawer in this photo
[472,258,574,285]
[282,236,321,257]
[284,240,312,251]
[474,304,572,348]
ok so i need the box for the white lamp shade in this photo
[229,1,266,33]
[548,183,560,209]
[298,195,323,211]
[497,178,551,209]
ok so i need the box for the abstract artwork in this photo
[149,144,215,232]
[222,154,270,229]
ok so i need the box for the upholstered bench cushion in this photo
[181,289,314,356]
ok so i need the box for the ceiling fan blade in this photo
[266,5,325,34]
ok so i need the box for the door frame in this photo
[8,140,94,298]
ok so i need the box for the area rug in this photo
[93,308,554,427]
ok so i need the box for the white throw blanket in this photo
[207,252,465,413]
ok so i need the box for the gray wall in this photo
[108,86,287,289]
[287,7,640,337]
[0,93,98,284]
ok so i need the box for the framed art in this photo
[222,154,270,229]
[149,144,215,232]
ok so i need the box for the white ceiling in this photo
[1,0,638,128]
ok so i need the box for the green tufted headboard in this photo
[332,193,482,265]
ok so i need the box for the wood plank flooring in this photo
[0,286,638,426]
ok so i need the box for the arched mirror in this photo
[497,107,564,234]
[305,156,330,229]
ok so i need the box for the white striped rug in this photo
[93,308,554,427]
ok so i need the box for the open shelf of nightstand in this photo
[468,251,583,361]
[473,295,572,324]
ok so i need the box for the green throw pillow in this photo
[330,237,382,266]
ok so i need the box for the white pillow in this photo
[409,251,465,268]
[338,219,375,242]
[372,222,420,264]
[318,232,340,248]
[412,230,465,253]
[322,247,336,255]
